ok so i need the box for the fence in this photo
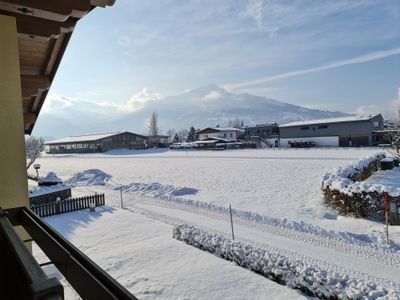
[30,194,105,218]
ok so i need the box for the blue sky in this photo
[37,0,400,135]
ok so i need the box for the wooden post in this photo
[120,186,123,209]
[229,204,235,240]
[384,192,389,245]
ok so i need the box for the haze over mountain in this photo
[34,85,349,138]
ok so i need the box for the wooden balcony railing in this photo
[0,207,137,300]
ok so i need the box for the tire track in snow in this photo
[118,195,400,290]
[126,195,400,271]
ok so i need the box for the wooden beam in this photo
[23,112,36,124]
[0,1,92,22]
[0,10,76,38]
[22,87,38,98]
[21,75,50,89]
[31,89,45,113]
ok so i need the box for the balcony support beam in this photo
[0,14,28,209]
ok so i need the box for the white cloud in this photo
[231,47,400,89]
[355,88,400,119]
[354,105,380,115]
[41,94,74,113]
[119,88,161,112]
[202,90,223,102]
[117,35,132,48]
[241,0,265,27]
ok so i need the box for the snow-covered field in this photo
[32,148,400,299]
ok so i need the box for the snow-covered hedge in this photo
[321,152,393,217]
[173,225,399,299]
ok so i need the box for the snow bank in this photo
[116,182,198,198]
[65,169,112,186]
[120,180,399,250]
[322,152,400,197]
[38,172,63,184]
[173,225,399,299]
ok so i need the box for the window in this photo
[223,133,227,138]
[230,133,233,137]
[373,121,380,128]
[300,126,310,130]
[318,125,328,129]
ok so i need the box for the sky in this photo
[35,0,400,135]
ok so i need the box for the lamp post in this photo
[33,164,40,180]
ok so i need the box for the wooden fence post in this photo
[229,204,235,240]
[384,192,389,245]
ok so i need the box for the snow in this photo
[364,168,400,197]
[173,224,400,299]
[29,184,69,197]
[45,131,130,144]
[381,158,394,163]
[64,169,112,186]
[198,127,242,132]
[33,148,400,299]
[38,171,63,183]
[279,114,380,128]
[323,152,400,196]
[34,208,308,300]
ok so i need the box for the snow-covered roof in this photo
[279,114,381,128]
[197,127,243,134]
[29,184,69,197]
[46,132,125,144]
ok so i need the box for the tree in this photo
[227,118,243,129]
[232,118,243,129]
[390,124,400,159]
[166,128,176,143]
[187,126,196,142]
[148,112,159,137]
[172,133,180,143]
[177,128,189,142]
[25,136,45,170]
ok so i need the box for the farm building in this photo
[244,123,280,147]
[277,114,389,147]
[244,123,279,139]
[45,131,147,154]
[197,127,243,142]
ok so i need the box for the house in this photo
[197,127,243,142]
[45,131,147,154]
[278,114,386,147]
[0,1,136,298]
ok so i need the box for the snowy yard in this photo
[33,148,400,299]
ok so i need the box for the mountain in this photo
[116,84,349,131]
[35,85,349,137]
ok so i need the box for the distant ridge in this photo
[34,84,349,137]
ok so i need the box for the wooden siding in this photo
[46,132,147,154]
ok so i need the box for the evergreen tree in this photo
[187,126,196,142]
[173,133,180,143]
